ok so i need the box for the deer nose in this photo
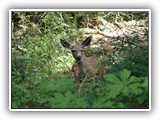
[76,56,81,61]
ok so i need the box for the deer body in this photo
[61,36,104,83]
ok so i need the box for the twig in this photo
[78,78,87,97]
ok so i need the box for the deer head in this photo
[60,36,92,62]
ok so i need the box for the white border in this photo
[9,9,12,112]
[9,9,151,111]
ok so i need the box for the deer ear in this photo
[81,36,92,47]
[60,39,72,49]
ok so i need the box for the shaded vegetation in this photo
[11,11,149,109]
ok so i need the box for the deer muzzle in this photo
[76,51,82,62]
[76,56,81,61]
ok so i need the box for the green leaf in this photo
[141,77,148,88]
[128,82,143,95]
[54,93,66,103]
[106,74,122,84]
[56,77,75,92]
[37,80,55,92]
[93,97,107,108]
[120,69,131,85]
[52,93,67,108]
[137,96,147,104]
[61,23,69,27]
[107,83,123,98]
[128,76,140,84]
[121,86,130,96]
[64,91,73,102]
[106,69,146,99]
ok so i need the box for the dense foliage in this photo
[11,11,149,109]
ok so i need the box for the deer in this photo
[60,36,105,83]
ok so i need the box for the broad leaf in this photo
[107,74,122,84]
[107,83,123,98]
[120,69,131,85]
